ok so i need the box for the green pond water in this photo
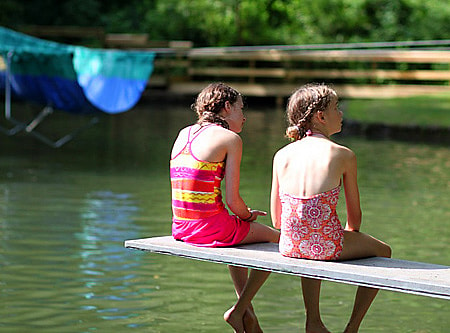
[0,101,449,332]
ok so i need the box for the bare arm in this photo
[270,154,282,229]
[342,149,362,231]
[224,134,264,221]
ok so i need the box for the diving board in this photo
[125,236,450,300]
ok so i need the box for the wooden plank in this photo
[19,25,105,39]
[125,236,450,300]
[105,33,150,48]
[289,69,450,81]
[105,36,193,50]
[334,84,450,98]
[168,41,193,49]
[168,82,450,98]
[188,49,450,63]
[189,67,450,81]
[189,67,288,78]
[154,59,190,68]
[285,50,450,63]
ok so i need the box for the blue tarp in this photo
[0,27,155,114]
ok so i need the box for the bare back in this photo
[274,136,350,197]
[271,135,361,231]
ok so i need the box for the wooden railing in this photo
[158,47,450,100]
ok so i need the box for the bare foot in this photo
[243,309,263,333]
[224,306,245,333]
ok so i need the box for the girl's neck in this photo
[306,130,329,139]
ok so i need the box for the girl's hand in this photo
[245,209,267,222]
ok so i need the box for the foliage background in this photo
[1,0,449,46]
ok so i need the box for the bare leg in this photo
[301,278,331,333]
[224,269,270,333]
[239,221,280,245]
[338,231,391,261]
[225,223,280,332]
[343,287,378,333]
[338,231,391,332]
[228,265,263,333]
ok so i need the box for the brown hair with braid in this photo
[285,83,337,141]
[192,83,241,129]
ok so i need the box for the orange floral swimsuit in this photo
[279,186,344,260]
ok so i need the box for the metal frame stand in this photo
[1,51,27,135]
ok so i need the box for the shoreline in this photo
[340,120,450,145]
[141,90,450,145]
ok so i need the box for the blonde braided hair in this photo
[285,83,337,141]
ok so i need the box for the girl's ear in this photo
[223,101,232,114]
[316,110,326,123]
[219,101,231,117]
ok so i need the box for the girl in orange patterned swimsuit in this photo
[170,83,279,333]
[270,83,391,333]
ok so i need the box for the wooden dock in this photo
[153,47,450,100]
[125,236,450,300]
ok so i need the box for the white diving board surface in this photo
[124,236,450,300]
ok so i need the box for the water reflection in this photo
[77,191,141,305]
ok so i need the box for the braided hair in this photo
[285,83,337,141]
[192,83,240,129]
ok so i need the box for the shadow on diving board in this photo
[124,236,450,300]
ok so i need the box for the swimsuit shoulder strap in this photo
[171,126,195,160]
[187,124,222,162]
[188,124,214,143]
[171,124,214,160]
[186,124,217,149]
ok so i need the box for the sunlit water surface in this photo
[0,101,448,332]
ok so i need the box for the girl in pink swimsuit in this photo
[170,83,280,333]
[271,83,391,333]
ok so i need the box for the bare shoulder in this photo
[330,141,357,170]
[199,125,242,157]
[273,142,293,163]
[212,126,242,145]
[173,125,193,144]
[177,126,191,137]
[171,126,191,157]
[331,141,355,157]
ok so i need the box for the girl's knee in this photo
[243,223,279,244]
[379,243,392,258]
[369,236,391,258]
[341,231,391,260]
[254,223,280,242]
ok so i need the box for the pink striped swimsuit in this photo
[170,125,250,247]
[279,186,344,260]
